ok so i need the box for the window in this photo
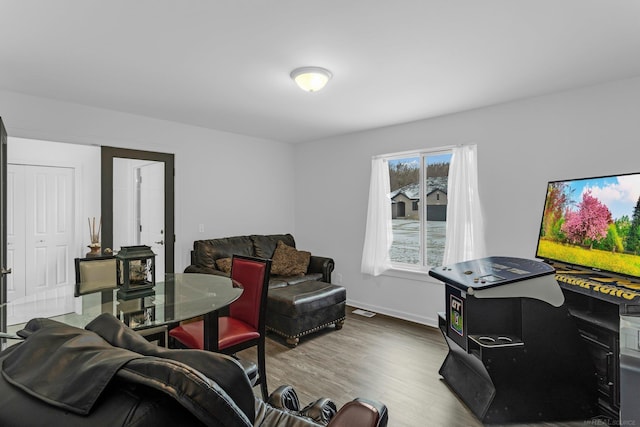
[361,144,484,277]
[388,149,452,268]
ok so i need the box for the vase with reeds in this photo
[87,216,102,257]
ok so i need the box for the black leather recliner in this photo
[0,314,387,427]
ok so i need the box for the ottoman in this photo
[266,280,346,347]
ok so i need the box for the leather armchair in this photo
[0,314,387,427]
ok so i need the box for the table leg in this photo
[203,310,219,351]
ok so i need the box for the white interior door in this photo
[6,164,75,325]
[6,165,25,303]
[138,162,165,275]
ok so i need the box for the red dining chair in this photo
[169,255,272,400]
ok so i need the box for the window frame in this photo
[386,147,452,273]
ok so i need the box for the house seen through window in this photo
[388,149,452,268]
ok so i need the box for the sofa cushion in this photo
[268,279,289,289]
[194,236,254,270]
[216,257,233,273]
[251,234,296,259]
[271,241,311,277]
[271,273,323,286]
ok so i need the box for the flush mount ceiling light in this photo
[290,66,332,92]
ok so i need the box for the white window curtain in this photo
[442,144,487,266]
[361,157,392,276]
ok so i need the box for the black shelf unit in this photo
[556,271,640,421]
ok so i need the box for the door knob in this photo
[1,268,12,276]
[154,240,164,245]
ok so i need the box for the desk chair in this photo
[169,255,272,400]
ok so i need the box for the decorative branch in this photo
[88,216,101,245]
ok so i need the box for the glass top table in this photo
[2,273,243,351]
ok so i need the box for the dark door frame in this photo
[0,118,7,336]
[101,147,175,273]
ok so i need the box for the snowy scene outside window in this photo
[388,151,452,267]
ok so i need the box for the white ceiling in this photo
[1,1,640,143]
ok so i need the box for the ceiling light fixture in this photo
[290,67,332,92]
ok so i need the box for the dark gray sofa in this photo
[184,234,345,346]
[185,233,334,288]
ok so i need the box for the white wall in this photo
[293,76,640,326]
[0,90,296,272]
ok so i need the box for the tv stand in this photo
[554,265,640,422]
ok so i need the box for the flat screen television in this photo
[535,172,640,280]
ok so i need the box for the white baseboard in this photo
[346,298,439,328]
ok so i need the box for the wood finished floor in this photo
[237,307,597,427]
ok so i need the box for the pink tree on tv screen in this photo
[562,191,612,247]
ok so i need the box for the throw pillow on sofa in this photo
[271,241,311,276]
[215,257,232,273]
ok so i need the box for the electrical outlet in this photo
[335,273,343,284]
[198,224,205,233]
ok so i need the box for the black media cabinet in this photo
[556,268,640,422]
